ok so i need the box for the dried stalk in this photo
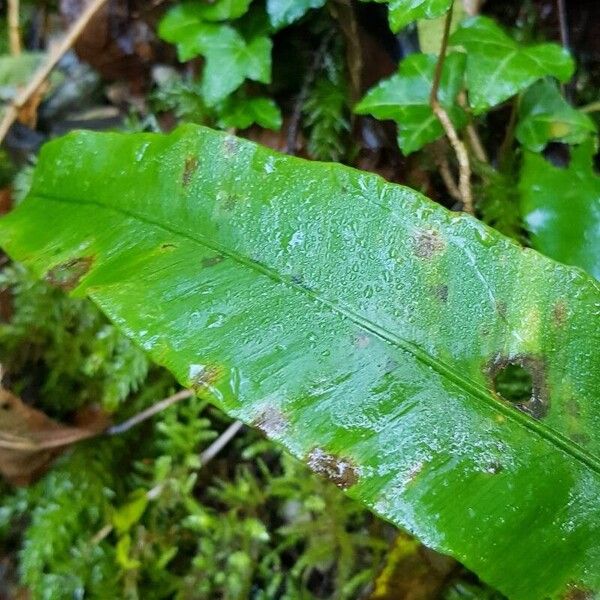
[8,0,21,55]
[430,4,474,213]
[107,389,194,435]
[0,0,109,143]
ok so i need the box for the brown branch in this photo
[457,92,488,164]
[431,140,461,202]
[8,0,21,55]
[0,0,109,144]
[430,3,474,213]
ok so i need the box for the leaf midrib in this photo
[32,191,600,476]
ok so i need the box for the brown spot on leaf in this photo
[553,300,568,328]
[486,354,549,419]
[45,256,94,291]
[160,243,177,251]
[566,398,580,418]
[189,365,222,392]
[431,284,448,303]
[413,229,445,259]
[182,156,198,187]
[495,301,507,319]
[562,584,594,600]
[202,255,225,268]
[306,448,359,489]
[252,406,288,437]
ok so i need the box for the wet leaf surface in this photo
[0,125,599,598]
[519,138,600,280]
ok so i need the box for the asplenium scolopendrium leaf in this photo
[158,4,271,105]
[1,126,599,599]
[516,79,597,151]
[450,16,574,113]
[520,137,600,280]
[355,52,466,154]
[266,0,326,28]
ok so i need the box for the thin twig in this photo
[200,420,243,466]
[8,0,21,55]
[107,389,194,435]
[498,97,519,171]
[556,0,570,52]
[430,4,474,213]
[0,0,109,144]
[580,100,600,113]
[458,92,488,164]
[438,156,462,202]
[285,29,334,154]
[431,140,461,202]
[556,0,572,100]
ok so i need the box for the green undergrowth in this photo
[0,264,502,599]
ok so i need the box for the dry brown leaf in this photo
[0,387,107,486]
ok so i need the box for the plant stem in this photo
[498,97,519,171]
[200,420,244,465]
[580,100,600,113]
[430,4,474,214]
[8,0,21,56]
[107,389,194,435]
[0,0,109,144]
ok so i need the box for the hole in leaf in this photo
[542,142,571,169]
[492,363,533,404]
[487,354,549,419]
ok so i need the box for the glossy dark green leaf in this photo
[355,53,466,154]
[1,126,600,599]
[266,0,325,28]
[217,96,282,130]
[450,16,574,113]
[159,0,252,27]
[520,138,600,279]
[516,79,597,151]
[364,0,452,33]
[158,8,272,105]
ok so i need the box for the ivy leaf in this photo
[201,31,272,105]
[520,138,600,279]
[266,0,326,28]
[388,0,452,33]
[355,53,466,154]
[362,0,452,33]
[159,0,252,29]
[516,79,597,151]
[217,96,282,130]
[158,10,272,106]
[450,16,574,113]
[158,11,225,61]
[2,125,600,599]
